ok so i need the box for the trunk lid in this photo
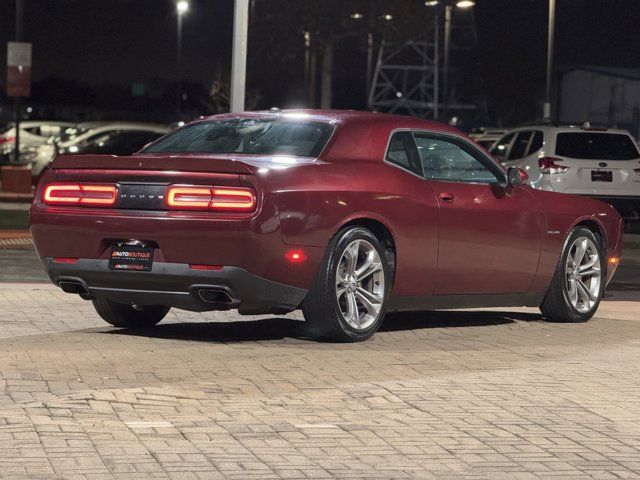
[50,153,257,175]
[40,153,271,212]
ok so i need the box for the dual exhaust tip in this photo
[58,280,234,305]
[58,280,91,300]
[197,288,233,304]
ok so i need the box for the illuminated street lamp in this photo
[176,0,189,15]
[175,0,189,119]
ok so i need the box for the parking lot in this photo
[0,248,639,479]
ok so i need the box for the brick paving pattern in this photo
[0,283,639,479]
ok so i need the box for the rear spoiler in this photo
[50,154,255,175]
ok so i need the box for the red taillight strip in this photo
[166,187,212,210]
[43,183,117,207]
[165,186,256,212]
[44,184,82,204]
[53,257,79,264]
[210,188,256,211]
[79,185,118,205]
[189,264,223,271]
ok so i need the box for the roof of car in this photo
[200,109,461,134]
[194,109,476,164]
[502,125,633,135]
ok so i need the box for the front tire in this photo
[302,227,391,342]
[540,226,604,323]
[92,299,170,328]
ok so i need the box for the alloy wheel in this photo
[335,239,386,330]
[565,236,602,313]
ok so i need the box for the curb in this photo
[0,230,33,248]
[0,192,34,203]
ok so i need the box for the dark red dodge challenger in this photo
[30,110,624,342]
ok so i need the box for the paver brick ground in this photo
[0,283,639,479]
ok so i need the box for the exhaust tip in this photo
[197,288,233,304]
[58,280,89,296]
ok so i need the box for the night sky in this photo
[1,0,640,124]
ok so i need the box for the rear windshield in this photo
[143,119,333,157]
[555,132,640,160]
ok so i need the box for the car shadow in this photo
[104,309,544,343]
[380,310,542,332]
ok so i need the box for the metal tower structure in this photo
[368,6,480,122]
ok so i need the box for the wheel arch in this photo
[570,217,609,278]
[333,215,398,287]
[572,217,607,254]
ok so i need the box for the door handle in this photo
[439,192,455,202]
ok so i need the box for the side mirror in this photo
[507,167,529,187]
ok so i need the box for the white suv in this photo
[490,125,640,223]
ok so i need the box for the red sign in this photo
[6,42,32,98]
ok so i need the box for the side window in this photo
[414,133,502,184]
[527,131,543,156]
[490,132,515,162]
[385,131,423,176]
[508,131,533,161]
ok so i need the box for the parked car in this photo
[26,122,170,179]
[30,111,623,342]
[490,125,640,225]
[469,127,509,150]
[0,120,75,163]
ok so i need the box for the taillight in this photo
[166,187,212,210]
[538,157,569,174]
[0,136,15,145]
[42,183,117,207]
[166,186,256,212]
[211,188,256,211]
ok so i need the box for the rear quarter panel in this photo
[260,161,440,297]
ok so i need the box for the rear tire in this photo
[92,298,170,328]
[302,226,391,342]
[540,226,604,323]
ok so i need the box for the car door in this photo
[414,131,543,295]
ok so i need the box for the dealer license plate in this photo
[108,242,154,271]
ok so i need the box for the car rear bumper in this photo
[43,257,307,315]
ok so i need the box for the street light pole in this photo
[544,0,555,123]
[366,32,374,104]
[442,3,452,123]
[175,0,189,120]
[427,1,475,122]
[13,0,25,163]
[230,0,249,113]
[433,8,440,120]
